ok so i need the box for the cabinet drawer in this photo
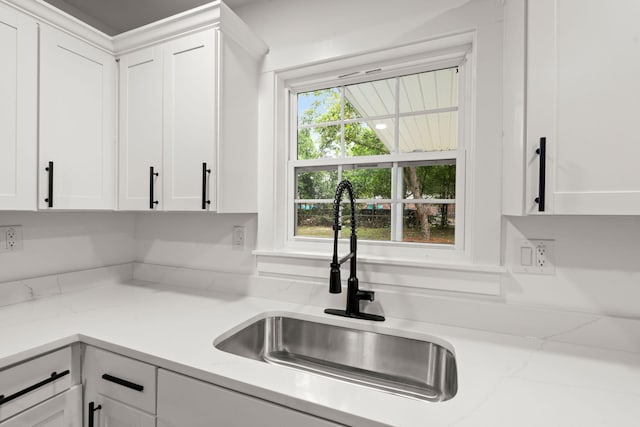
[0,347,73,422]
[83,347,156,414]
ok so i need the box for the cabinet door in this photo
[0,4,37,210]
[0,385,81,427]
[528,0,640,214]
[87,396,155,427]
[118,46,163,211]
[39,25,116,210]
[162,29,217,211]
[157,369,341,427]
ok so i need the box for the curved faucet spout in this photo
[325,179,384,322]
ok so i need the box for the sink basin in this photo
[214,314,457,402]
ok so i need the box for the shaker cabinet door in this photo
[118,46,163,211]
[39,25,116,210]
[162,29,217,211]
[0,386,81,427]
[527,0,640,214]
[0,4,37,210]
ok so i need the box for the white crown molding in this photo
[112,1,268,57]
[1,0,113,52]
[2,0,267,59]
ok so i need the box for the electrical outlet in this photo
[0,225,23,252]
[512,238,555,275]
[232,226,246,251]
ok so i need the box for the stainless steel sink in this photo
[214,314,458,401]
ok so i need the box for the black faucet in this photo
[324,180,385,322]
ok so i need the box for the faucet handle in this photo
[329,263,342,293]
[357,289,374,302]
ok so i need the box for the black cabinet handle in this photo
[0,370,69,406]
[202,162,211,210]
[101,373,144,392]
[149,166,159,209]
[534,137,546,212]
[44,161,54,208]
[88,401,102,427]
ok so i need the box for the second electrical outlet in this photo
[0,225,23,252]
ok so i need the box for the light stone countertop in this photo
[0,279,639,427]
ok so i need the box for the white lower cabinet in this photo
[0,385,81,427]
[87,395,155,427]
[82,347,157,427]
[157,369,341,427]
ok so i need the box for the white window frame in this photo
[279,48,472,264]
[288,65,465,252]
[255,32,505,295]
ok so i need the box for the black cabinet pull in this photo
[101,373,144,392]
[202,162,211,209]
[149,166,159,209]
[534,137,546,212]
[88,401,102,427]
[0,370,69,406]
[44,161,54,208]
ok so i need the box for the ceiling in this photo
[41,0,262,36]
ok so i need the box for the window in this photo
[290,67,462,248]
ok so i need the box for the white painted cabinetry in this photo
[118,46,163,211]
[0,347,80,426]
[82,347,157,427]
[162,29,217,211]
[118,29,216,211]
[157,369,341,427]
[39,25,116,210]
[118,10,265,213]
[0,386,82,427]
[503,0,640,215]
[0,3,37,210]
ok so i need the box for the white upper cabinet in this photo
[39,25,116,210]
[117,3,266,212]
[0,4,37,211]
[504,0,640,215]
[162,29,217,211]
[118,46,163,211]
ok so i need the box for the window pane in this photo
[343,166,392,199]
[296,168,338,199]
[297,88,340,125]
[402,161,456,200]
[297,125,341,159]
[341,203,391,242]
[345,120,393,156]
[399,111,457,153]
[399,68,458,113]
[295,203,334,238]
[344,77,396,120]
[403,203,455,244]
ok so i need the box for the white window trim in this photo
[255,31,506,296]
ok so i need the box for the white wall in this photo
[134,213,256,274]
[0,212,135,282]
[503,216,640,318]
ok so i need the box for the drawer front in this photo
[83,347,156,414]
[0,347,73,422]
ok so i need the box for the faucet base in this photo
[324,308,385,322]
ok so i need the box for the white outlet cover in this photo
[0,225,23,252]
[512,238,555,275]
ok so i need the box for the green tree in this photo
[297,89,455,241]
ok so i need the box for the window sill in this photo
[254,249,505,296]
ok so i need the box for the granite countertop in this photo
[0,279,638,426]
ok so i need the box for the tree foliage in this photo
[296,88,456,239]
